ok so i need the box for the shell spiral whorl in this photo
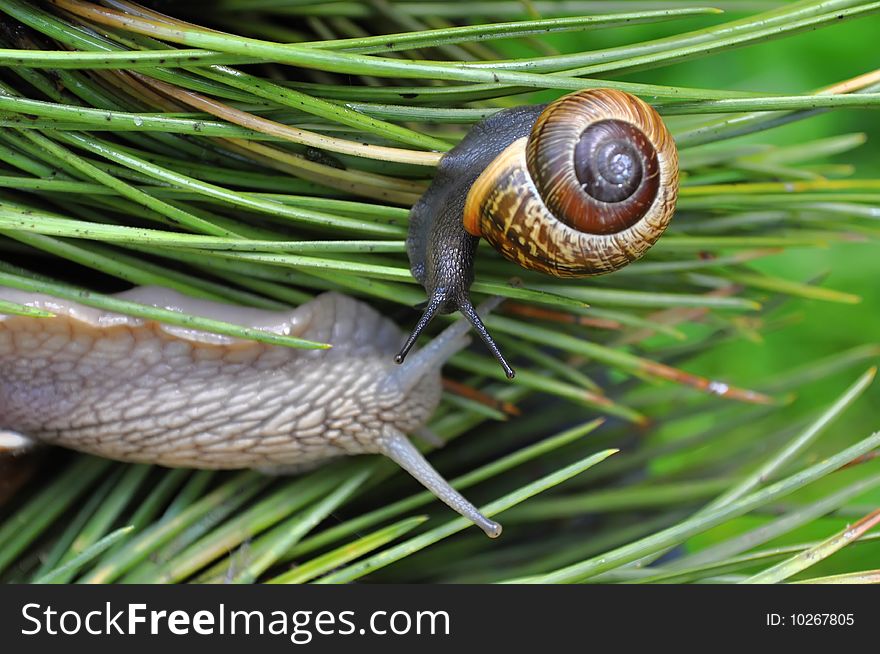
[463,88,679,278]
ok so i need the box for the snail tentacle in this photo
[378,425,502,538]
[457,297,515,379]
[394,291,514,380]
[389,295,470,392]
[394,289,444,366]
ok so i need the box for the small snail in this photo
[0,286,502,537]
[396,89,679,378]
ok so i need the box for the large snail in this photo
[396,89,679,378]
[0,287,502,537]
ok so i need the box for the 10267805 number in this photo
[796,614,853,626]
[766,613,855,627]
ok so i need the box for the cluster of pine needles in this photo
[0,0,879,583]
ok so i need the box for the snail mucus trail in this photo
[395,89,680,378]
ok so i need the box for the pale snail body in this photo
[0,286,501,537]
[397,89,679,376]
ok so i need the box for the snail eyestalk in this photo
[457,299,515,379]
[394,292,443,367]
[379,426,502,538]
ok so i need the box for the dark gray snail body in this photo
[0,287,501,537]
[397,89,680,378]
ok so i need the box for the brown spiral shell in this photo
[463,88,679,277]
